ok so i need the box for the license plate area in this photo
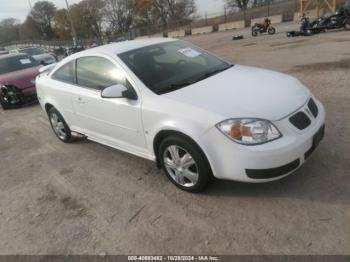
[305,125,325,160]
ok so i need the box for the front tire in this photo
[268,27,276,35]
[48,107,72,143]
[159,135,213,192]
[0,96,10,110]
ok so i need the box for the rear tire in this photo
[48,107,72,143]
[159,135,213,193]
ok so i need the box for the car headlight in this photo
[216,119,282,145]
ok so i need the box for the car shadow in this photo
[203,156,349,206]
[71,134,349,206]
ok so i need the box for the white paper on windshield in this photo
[178,48,201,58]
[20,59,31,65]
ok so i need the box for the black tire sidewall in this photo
[48,107,72,143]
[0,96,10,110]
[158,135,213,192]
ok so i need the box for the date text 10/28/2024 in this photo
[127,256,220,261]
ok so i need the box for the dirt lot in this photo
[0,23,349,255]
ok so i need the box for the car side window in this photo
[51,61,76,84]
[76,56,126,90]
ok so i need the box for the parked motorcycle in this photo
[287,5,350,37]
[63,45,85,57]
[304,2,350,32]
[313,9,350,31]
[300,15,323,34]
[252,19,276,36]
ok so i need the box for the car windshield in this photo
[118,40,233,95]
[0,55,40,74]
[20,48,46,56]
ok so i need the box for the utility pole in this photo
[224,7,227,23]
[64,0,77,46]
[28,0,33,10]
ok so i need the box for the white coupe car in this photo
[36,38,325,192]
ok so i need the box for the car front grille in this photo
[289,98,319,130]
[289,112,311,130]
[308,98,318,118]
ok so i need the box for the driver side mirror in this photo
[101,84,138,100]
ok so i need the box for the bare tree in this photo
[20,16,41,40]
[30,1,57,39]
[104,0,135,34]
[225,0,254,27]
[150,0,197,29]
[167,0,196,26]
[0,18,21,43]
[54,9,72,40]
[78,0,105,39]
[225,0,250,11]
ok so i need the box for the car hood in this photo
[0,66,41,90]
[164,65,310,121]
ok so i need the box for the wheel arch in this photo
[152,129,213,174]
[43,102,71,128]
[44,103,54,114]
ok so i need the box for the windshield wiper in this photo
[194,64,234,83]
[157,82,193,95]
[156,64,234,95]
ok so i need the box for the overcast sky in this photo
[0,0,225,22]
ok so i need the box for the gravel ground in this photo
[0,23,349,255]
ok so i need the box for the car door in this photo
[49,60,77,126]
[71,55,147,155]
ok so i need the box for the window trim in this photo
[50,54,139,99]
[51,60,77,85]
[75,55,138,95]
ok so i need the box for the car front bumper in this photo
[199,99,326,182]
[0,84,37,109]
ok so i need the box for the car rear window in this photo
[0,55,40,74]
[20,48,45,56]
[51,60,76,84]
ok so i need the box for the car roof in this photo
[0,53,28,60]
[77,38,176,57]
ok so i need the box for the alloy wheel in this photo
[50,112,67,140]
[163,145,199,188]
